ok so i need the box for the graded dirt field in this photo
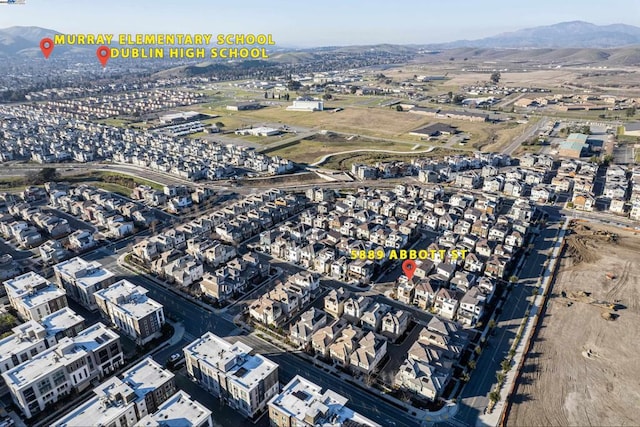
[507,223,640,426]
[445,70,580,89]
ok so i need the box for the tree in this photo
[468,360,477,370]
[264,91,268,99]
[287,80,302,91]
[488,319,497,329]
[396,105,404,112]
[461,372,471,382]
[452,94,465,105]
[490,71,501,84]
[215,122,225,129]
[509,275,519,283]
[40,167,58,182]
[489,390,501,402]
[602,154,615,165]
[322,93,332,100]
[532,288,539,296]
[496,372,505,383]
[26,167,59,185]
[626,106,636,117]
[501,360,512,372]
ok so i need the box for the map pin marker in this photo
[40,38,54,59]
[96,46,111,67]
[402,259,417,280]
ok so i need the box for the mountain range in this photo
[1,21,640,59]
[0,26,59,56]
[431,21,640,49]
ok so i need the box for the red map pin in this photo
[402,259,416,280]
[40,38,54,59]
[96,46,111,67]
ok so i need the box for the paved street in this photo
[451,222,560,426]
[81,246,420,427]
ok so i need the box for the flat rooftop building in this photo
[3,272,68,321]
[40,307,86,345]
[0,321,48,389]
[268,375,380,427]
[2,322,123,419]
[51,357,177,427]
[95,279,165,345]
[54,257,115,310]
[135,391,212,427]
[184,332,279,418]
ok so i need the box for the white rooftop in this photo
[54,257,115,289]
[19,284,66,309]
[95,279,163,320]
[2,322,117,388]
[51,358,174,427]
[0,321,45,363]
[51,392,131,427]
[185,332,277,390]
[3,271,50,298]
[71,322,119,353]
[269,375,380,427]
[40,307,85,339]
[134,391,211,427]
[2,339,86,389]
[120,357,174,400]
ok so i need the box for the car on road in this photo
[168,353,183,363]
[165,353,185,370]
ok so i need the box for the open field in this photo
[266,134,418,164]
[203,104,435,138]
[446,70,580,89]
[321,148,455,170]
[507,223,640,427]
[0,170,163,193]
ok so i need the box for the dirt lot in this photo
[507,223,640,426]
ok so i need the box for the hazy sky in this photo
[2,0,639,47]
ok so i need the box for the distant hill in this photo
[413,46,640,66]
[0,26,60,56]
[433,21,640,49]
[3,23,640,67]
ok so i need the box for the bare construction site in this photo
[506,222,640,426]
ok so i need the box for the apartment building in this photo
[268,375,380,427]
[94,280,165,345]
[53,257,116,310]
[0,321,48,390]
[3,272,68,321]
[135,391,212,427]
[2,323,123,419]
[184,332,279,418]
[40,307,86,346]
[51,357,178,427]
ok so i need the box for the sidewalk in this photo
[157,319,185,348]
[236,316,459,425]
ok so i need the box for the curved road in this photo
[311,146,436,166]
